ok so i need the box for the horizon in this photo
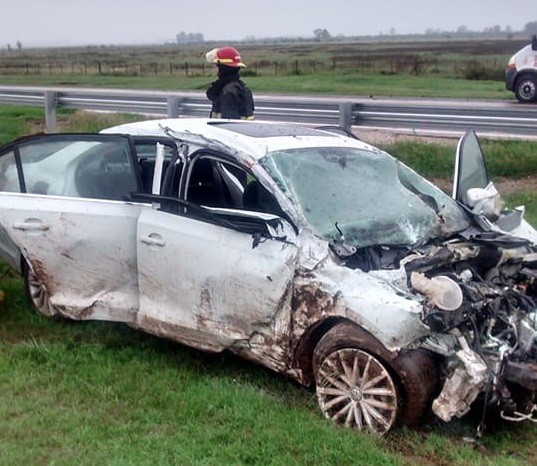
[1,0,535,49]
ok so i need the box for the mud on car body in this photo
[0,119,535,435]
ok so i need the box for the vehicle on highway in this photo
[0,119,536,435]
[506,35,537,103]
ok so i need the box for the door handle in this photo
[13,220,49,232]
[140,234,165,247]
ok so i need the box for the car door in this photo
[453,130,537,243]
[0,133,147,322]
[135,154,299,354]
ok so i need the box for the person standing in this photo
[205,47,254,119]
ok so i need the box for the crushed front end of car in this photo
[407,232,537,424]
[356,229,537,428]
[263,142,537,431]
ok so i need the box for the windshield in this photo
[261,146,470,248]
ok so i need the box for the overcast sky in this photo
[2,0,535,47]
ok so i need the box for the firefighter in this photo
[205,47,254,119]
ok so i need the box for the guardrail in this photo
[1,85,536,137]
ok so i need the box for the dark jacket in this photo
[206,66,254,119]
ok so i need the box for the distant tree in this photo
[524,21,537,34]
[456,25,469,35]
[313,28,331,42]
[16,40,21,50]
[6,43,11,52]
[389,27,396,36]
[505,25,513,40]
[492,25,502,34]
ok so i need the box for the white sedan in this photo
[0,118,535,434]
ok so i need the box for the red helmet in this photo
[206,47,246,67]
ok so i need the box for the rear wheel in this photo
[515,74,537,103]
[23,261,60,318]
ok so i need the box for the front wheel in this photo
[313,323,400,435]
[315,347,399,434]
[515,74,537,103]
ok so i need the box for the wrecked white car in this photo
[0,119,535,435]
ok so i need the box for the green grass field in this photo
[0,106,536,465]
[0,37,527,100]
[0,72,515,101]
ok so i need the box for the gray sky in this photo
[2,0,535,47]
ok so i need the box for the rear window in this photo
[14,136,138,200]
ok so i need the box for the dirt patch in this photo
[492,176,537,194]
[430,176,537,195]
[356,127,460,148]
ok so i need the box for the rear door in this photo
[0,134,147,321]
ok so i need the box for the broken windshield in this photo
[261,146,470,248]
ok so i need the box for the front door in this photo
[136,204,298,354]
[452,130,537,242]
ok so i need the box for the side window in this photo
[135,141,178,194]
[186,156,283,216]
[186,157,246,208]
[18,138,137,200]
[0,150,20,192]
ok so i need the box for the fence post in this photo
[338,102,353,132]
[44,91,57,133]
[167,96,181,118]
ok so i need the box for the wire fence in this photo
[0,56,506,80]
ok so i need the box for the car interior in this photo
[185,156,284,217]
[74,144,137,200]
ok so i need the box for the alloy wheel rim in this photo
[316,348,398,434]
[27,268,56,316]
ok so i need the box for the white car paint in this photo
[0,118,535,434]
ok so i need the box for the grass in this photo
[0,276,396,466]
[380,139,537,180]
[0,72,515,100]
[0,106,536,464]
[503,192,537,226]
[1,273,536,466]
[0,38,526,101]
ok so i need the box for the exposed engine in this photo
[333,229,537,426]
